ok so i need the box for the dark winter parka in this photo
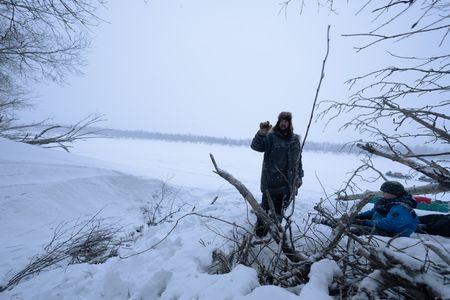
[251,127,304,196]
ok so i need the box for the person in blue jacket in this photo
[355,181,419,237]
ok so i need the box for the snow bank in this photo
[1,138,297,299]
[0,138,164,280]
[299,259,342,300]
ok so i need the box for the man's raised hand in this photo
[258,121,272,135]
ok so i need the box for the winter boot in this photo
[254,217,268,238]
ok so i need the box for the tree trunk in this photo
[209,154,307,263]
[338,183,450,200]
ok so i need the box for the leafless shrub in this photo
[141,180,188,227]
[0,212,131,292]
[209,249,233,275]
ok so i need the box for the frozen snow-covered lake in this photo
[71,138,444,200]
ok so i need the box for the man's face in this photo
[383,192,397,199]
[279,119,290,130]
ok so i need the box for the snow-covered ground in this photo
[1,138,448,299]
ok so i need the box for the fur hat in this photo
[380,181,406,196]
[278,111,292,122]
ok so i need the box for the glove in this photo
[312,217,336,227]
[353,218,365,225]
[356,220,372,227]
[258,121,272,135]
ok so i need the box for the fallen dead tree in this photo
[337,182,450,201]
[208,154,449,298]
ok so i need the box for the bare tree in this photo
[0,0,105,81]
[0,0,106,149]
[315,0,450,197]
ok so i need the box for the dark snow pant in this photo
[418,214,450,237]
[254,192,289,238]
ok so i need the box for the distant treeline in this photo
[96,128,446,156]
[93,127,358,154]
[31,125,444,155]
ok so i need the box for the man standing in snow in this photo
[354,181,419,237]
[251,111,304,237]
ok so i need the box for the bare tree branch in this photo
[0,114,106,152]
[301,24,331,152]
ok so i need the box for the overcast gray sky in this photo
[19,0,445,142]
